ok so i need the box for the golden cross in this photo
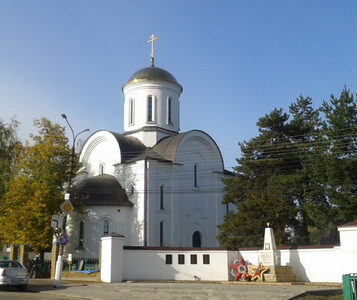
[148,34,158,66]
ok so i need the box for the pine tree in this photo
[320,88,357,225]
[218,109,297,247]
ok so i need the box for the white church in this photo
[65,36,232,258]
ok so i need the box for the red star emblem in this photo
[252,263,269,281]
[228,257,249,281]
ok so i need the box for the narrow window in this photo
[79,221,84,248]
[160,221,164,247]
[192,231,201,247]
[99,163,104,175]
[178,254,185,264]
[128,184,135,197]
[194,164,198,187]
[203,254,210,264]
[167,98,172,124]
[129,98,135,125]
[165,254,172,264]
[190,254,197,264]
[147,95,153,122]
[103,220,109,235]
[160,185,164,210]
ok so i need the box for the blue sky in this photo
[1,1,356,170]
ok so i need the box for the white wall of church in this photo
[65,204,146,259]
[145,161,175,247]
[65,206,132,258]
[174,132,225,247]
[115,161,146,247]
[128,130,175,149]
[145,131,227,248]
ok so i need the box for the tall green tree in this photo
[0,118,71,251]
[218,109,298,247]
[286,96,333,244]
[218,89,357,248]
[0,118,19,198]
[319,88,357,225]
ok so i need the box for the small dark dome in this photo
[72,175,133,207]
[123,66,182,92]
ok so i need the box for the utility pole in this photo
[53,114,89,287]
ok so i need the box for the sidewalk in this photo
[29,279,342,300]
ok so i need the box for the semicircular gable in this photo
[80,131,122,170]
[79,131,147,176]
[153,130,224,171]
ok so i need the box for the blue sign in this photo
[59,233,69,246]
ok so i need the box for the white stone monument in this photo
[258,223,280,266]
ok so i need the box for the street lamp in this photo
[54,114,89,287]
[61,114,89,189]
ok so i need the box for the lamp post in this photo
[61,114,89,189]
[54,114,89,287]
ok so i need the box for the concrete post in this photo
[100,233,125,283]
[50,237,59,278]
[9,245,18,261]
[18,245,29,268]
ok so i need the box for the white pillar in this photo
[338,223,357,249]
[100,233,125,283]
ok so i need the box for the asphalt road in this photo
[0,286,79,300]
[0,279,343,300]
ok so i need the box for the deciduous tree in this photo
[0,118,71,251]
[0,118,19,198]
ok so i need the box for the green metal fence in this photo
[62,257,99,271]
[28,259,51,278]
[343,273,357,300]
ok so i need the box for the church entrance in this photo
[192,231,201,247]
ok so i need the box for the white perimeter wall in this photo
[102,226,357,283]
[239,246,357,283]
[123,249,237,281]
[119,246,356,283]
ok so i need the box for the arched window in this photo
[103,220,109,235]
[160,185,164,210]
[194,164,198,187]
[99,163,104,175]
[79,220,85,248]
[160,221,164,247]
[129,98,135,125]
[147,95,154,122]
[192,231,201,247]
[167,97,172,124]
[128,184,135,197]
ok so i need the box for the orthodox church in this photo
[66,36,231,258]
